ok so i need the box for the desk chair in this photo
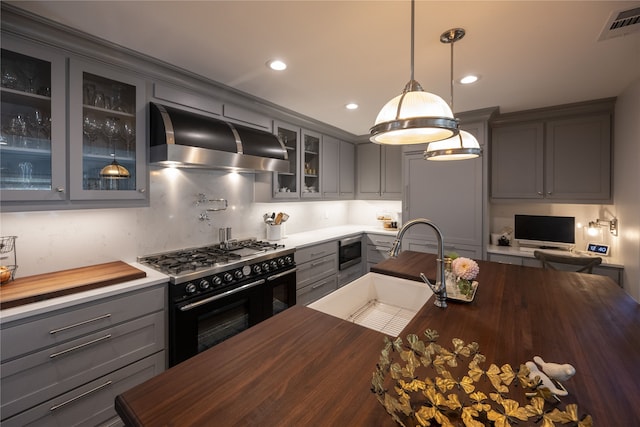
[533,250,602,274]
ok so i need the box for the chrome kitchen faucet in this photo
[389,218,447,308]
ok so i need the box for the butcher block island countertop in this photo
[115,252,640,426]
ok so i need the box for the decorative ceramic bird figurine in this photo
[525,361,569,396]
[533,356,576,382]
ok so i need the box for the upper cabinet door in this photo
[68,59,147,200]
[0,37,66,202]
[301,129,322,198]
[491,123,545,199]
[273,121,300,199]
[321,135,339,198]
[338,140,355,198]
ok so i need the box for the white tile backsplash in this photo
[0,167,400,278]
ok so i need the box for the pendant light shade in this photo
[100,160,130,179]
[369,0,459,145]
[424,130,481,161]
[425,28,481,161]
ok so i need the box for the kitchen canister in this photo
[266,224,282,241]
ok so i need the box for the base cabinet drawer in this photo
[296,254,337,290]
[295,241,337,265]
[297,276,338,306]
[338,263,363,287]
[2,351,165,427]
[1,310,165,420]
[1,285,165,361]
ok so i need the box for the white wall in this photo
[0,166,400,278]
[613,79,640,302]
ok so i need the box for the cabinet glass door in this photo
[273,121,299,198]
[0,42,66,202]
[302,129,321,198]
[69,60,146,200]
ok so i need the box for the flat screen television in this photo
[514,215,575,249]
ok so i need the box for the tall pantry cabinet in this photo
[401,108,496,259]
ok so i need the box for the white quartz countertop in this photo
[487,244,623,268]
[0,225,398,322]
[276,225,398,249]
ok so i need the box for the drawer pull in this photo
[49,313,112,334]
[310,250,326,257]
[50,380,113,411]
[310,259,331,268]
[312,281,328,289]
[374,246,391,251]
[49,334,112,359]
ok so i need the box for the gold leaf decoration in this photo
[371,329,593,426]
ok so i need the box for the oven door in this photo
[339,236,362,270]
[265,267,297,316]
[169,279,264,367]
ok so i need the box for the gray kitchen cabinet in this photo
[322,136,355,199]
[69,58,148,200]
[402,116,490,259]
[301,129,322,199]
[338,261,363,287]
[491,98,614,203]
[295,241,338,305]
[356,143,402,200]
[365,233,396,271]
[271,121,301,199]
[153,82,223,117]
[0,284,166,424]
[0,35,67,203]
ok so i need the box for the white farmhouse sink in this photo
[308,273,433,336]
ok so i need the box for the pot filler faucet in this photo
[389,218,447,308]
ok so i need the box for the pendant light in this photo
[425,28,481,161]
[369,0,459,145]
[100,117,130,179]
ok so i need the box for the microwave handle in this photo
[339,236,362,247]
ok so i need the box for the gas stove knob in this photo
[262,262,270,272]
[285,256,293,265]
[242,265,252,276]
[234,270,244,279]
[223,272,233,282]
[185,283,197,295]
[270,260,278,269]
[253,264,262,274]
[277,258,285,266]
[199,279,210,291]
[211,276,222,286]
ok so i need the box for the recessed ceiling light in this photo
[460,75,479,84]
[345,103,359,110]
[267,59,287,71]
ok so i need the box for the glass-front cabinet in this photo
[301,129,321,199]
[273,121,300,199]
[0,38,66,202]
[69,59,147,200]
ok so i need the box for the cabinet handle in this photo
[374,246,390,251]
[310,259,331,268]
[49,313,111,334]
[49,334,112,359]
[537,191,544,196]
[55,187,65,193]
[546,191,552,195]
[50,380,113,412]
[310,250,326,257]
[138,188,146,193]
[312,280,329,289]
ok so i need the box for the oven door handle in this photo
[266,267,297,281]
[179,279,266,312]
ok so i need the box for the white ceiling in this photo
[7,1,640,137]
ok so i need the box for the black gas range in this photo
[139,239,297,366]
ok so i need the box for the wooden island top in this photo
[115,252,640,426]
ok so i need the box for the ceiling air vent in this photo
[598,6,640,41]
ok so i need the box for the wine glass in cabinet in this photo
[0,37,66,202]
[301,129,321,199]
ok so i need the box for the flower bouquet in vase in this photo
[445,256,479,301]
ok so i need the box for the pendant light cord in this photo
[410,0,415,82]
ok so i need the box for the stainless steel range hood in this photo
[150,102,289,173]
